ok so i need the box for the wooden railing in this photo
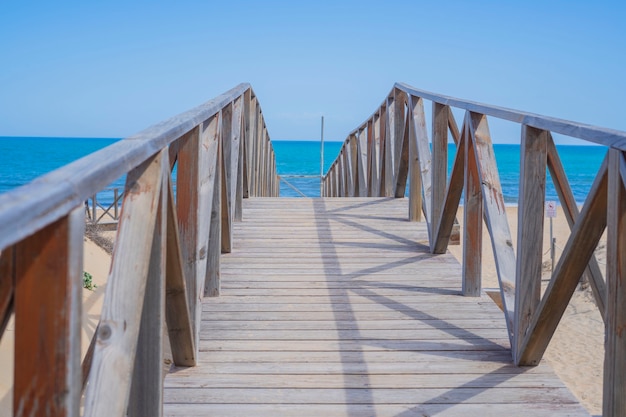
[0,83,278,417]
[323,82,626,416]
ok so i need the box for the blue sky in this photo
[0,0,624,143]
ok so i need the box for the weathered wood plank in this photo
[206,133,222,297]
[432,124,466,253]
[431,102,449,239]
[84,151,165,417]
[513,126,547,362]
[546,135,606,319]
[14,207,83,417]
[164,175,196,366]
[463,116,482,296]
[128,165,167,417]
[469,112,516,340]
[518,156,608,365]
[165,386,578,405]
[356,128,369,196]
[220,103,234,252]
[408,96,423,222]
[603,149,626,417]
[164,403,588,417]
[0,246,14,339]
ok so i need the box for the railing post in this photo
[514,125,547,362]
[14,207,83,417]
[128,165,167,417]
[432,103,449,242]
[462,116,482,297]
[604,148,626,417]
[84,151,166,417]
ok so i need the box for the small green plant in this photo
[83,271,97,290]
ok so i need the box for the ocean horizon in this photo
[0,136,606,205]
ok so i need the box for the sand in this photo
[0,206,604,416]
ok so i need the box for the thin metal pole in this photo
[320,116,324,197]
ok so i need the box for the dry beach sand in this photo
[0,205,604,416]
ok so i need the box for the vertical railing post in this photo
[432,103,449,243]
[514,125,547,362]
[462,115,482,297]
[407,95,423,222]
[604,148,626,417]
[14,207,83,417]
[128,165,167,417]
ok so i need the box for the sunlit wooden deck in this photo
[163,198,589,417]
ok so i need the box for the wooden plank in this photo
[381,104,394,197]
[369,117,381,197]
[221,103,234,252]
[165,387,578,405]
[513,125,547,362]
[463,116,482,297]
[235,95,245,219]
[517,156,608,365]
[164,403,588,417]
[603,149,626,417]
[432,124,466,254]
[356,129,369,196]
[206,132,222,297]
[408,96,423,222]
[14,207,83,417]
[0,246,14,339]
[394,100,410,198]
[84,151,165,417]
[128,165,167,417]
[177,116,220,348]
[242,89,251,199]
[431,103,449,239]
[469,112,516,340]
[164,174,196,366]
[546,135,606,319]
[165,372,568,389]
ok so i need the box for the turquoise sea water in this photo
[0,137,606,204]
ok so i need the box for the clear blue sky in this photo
[1,0,624,143]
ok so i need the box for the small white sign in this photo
[546,201,557,218]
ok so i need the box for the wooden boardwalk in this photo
[163,198,589,417]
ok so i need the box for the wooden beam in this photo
[370,117,381,197]
[14,207,83,417]
[356,129,369,197]
[128,165,167,417]
[164,174,195,366]
[469,112,516,340]
[409,96,434,236]
[463,118,482,297]
[394,103,410,198]
[432,103,449,241]
[242,89,252,199]
[0,246,14,339]
[234,96,245,220]
[381,104,394,197]
[206,136,222,297]
[407,96,423,222]
[513,126,548,362]
[546,135,606,320]
[84,151,166,417]
[221,103,233,253]
[176,116,220,351]
[432,125,466,254]
[604,149,626,417]
[517,156,608,365]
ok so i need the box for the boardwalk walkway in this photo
[163,198,589,416]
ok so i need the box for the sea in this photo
[0,136,607,205]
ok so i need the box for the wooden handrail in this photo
[0,84,279,416]
[324,82,626,417]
